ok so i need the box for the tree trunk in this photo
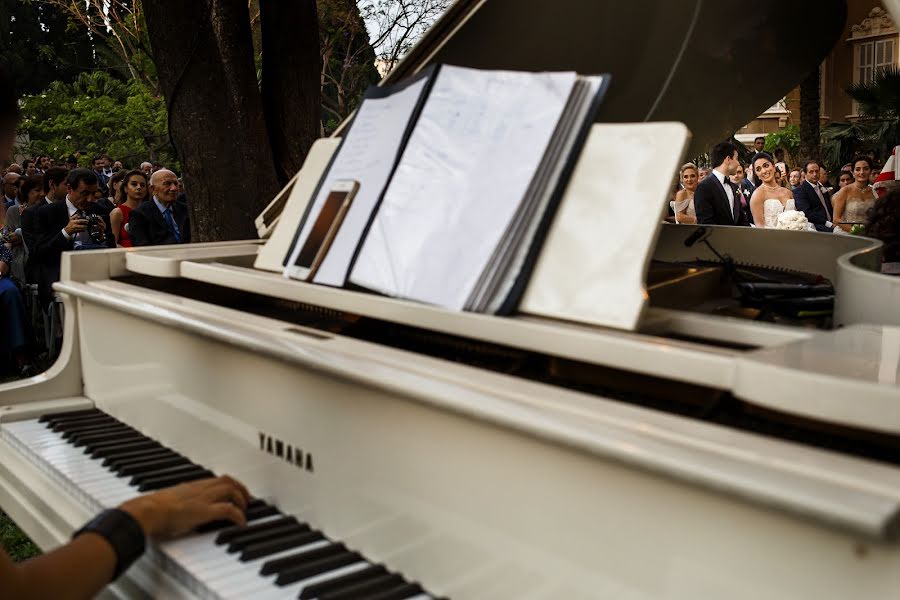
[143,0,281,241]
[260,0,321,186]
[799,65,821,162]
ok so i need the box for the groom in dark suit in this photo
[694,141,749,226]
[794,159,834,232]
[129,169,192,247]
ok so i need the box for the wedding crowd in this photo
[669,139,900,270]
[0,154,192,378]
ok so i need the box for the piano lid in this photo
[381,0,848,158]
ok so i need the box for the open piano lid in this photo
[381,0,848,158]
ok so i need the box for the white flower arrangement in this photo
[775,210,809,231]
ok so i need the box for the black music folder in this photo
[286,64,609,314]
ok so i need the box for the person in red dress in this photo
[109,170,148,247]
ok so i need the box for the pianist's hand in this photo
[119,475,251,538]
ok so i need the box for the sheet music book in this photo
[285,64,608,313]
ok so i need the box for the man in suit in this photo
[92,155,111,197]
[2,172,19,208]
[33,168,115,306]
[694,141,750,226]
[23,167,69,285]
[793,159,834,232]
[129,169,192,247]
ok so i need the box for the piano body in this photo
[3,1,900,598]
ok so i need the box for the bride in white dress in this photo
[749,152,795,227]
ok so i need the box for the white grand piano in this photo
[3,1,900,598]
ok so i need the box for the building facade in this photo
[736,1,898,146]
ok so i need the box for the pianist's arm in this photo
[0,475,249,599]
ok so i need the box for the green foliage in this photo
[0,0,99,94]
[820,120,899,172]
[17,72,176,169]
[846,66,900,120]
[764,125,800,166]
[0,511,41,562]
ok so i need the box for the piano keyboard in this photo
[1,409,437,600]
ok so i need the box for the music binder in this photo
[284,64,609,314]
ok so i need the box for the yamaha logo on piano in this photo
[258,432,314,472]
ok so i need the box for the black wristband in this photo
[73,508,147,580]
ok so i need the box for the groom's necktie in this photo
[163,207,182,243]
[813,183,830,218]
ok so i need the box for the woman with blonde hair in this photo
[673,162,699,223]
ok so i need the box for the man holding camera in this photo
[33,168,116,307]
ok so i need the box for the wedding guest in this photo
[673,163,698,224]
[0,243,33,376]
[794,160,833,232]
[789,168,803,190]
[870,167,881,187]
[832,156,876,233]
[838,170,853,189]
[698,166,710,182]
[97,169,127,212]
[753,136,765,153]
[731,163,754,221]
[110,170,148,247]
[5,174,43,282]
[866,188,900,274]
[749,152,795,228]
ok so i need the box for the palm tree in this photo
[846,66,900,120]
[799,65,821,161]
[820,67,900,168]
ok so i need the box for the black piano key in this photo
[52,416,118,433]
[103,447,175,468]
[245,502,280,522]
[194,500,278,534]
[298,564,389,599]
[364,583,424,600]
[89,439,161,459]
[137,468,213,492]
[130,463,203,486]
[226,522,308,553]
[115,456,191,477]
[318,573,406,600]
[239,529,324,562]
[261,543,348,576]
[68,426,136,445]
[216,515,298,546]
[75,430,143,449]
[61,421,132,439]
[40,409,103,423]
[274,551,362,587]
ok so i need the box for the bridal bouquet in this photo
[775,210,810,231]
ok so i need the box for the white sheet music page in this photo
[349,65,577,310]
[285,76,429,285]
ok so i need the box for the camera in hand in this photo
[85,213,106,245]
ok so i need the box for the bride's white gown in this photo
[762,198,795,228]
